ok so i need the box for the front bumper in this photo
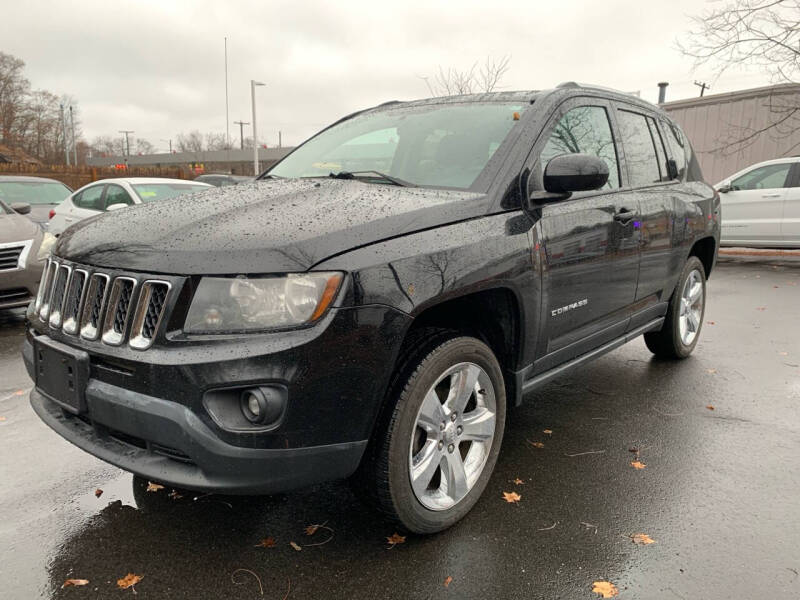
[0,260,43,309]
[24,304,411,493]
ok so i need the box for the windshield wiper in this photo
[329,170,415,187]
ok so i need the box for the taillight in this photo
[48,209,56,219]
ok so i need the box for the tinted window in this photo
[617,110,661,186]
[269,103,526,189]
[104,184,134,209]
[661,119,688,179]
[731,163,791,190]
[0,181,72,204]
[74,185,105,211]
[540,105,620,188]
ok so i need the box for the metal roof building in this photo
[662,83,800,184]
[87,147,294,175]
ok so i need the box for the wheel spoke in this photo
[410,441,441,496]
[687,309,699,331]
[460,407,495,442]
[445,364,481,415]
[442,450,469,501]
[688,281,702,303]
[417,389,445,434]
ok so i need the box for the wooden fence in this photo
[0,163,190,190]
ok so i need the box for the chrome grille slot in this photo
[129,281,171,350]
[38,260,59,321]
[62,269,88,334]
[101,277,137,345]
[80,273,110,340]
[48,264,72,328]
[34,258,53,312]
[0,244,24,270]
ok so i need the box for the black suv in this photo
[24,84,719,533]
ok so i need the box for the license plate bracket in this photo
[33,336,90,414]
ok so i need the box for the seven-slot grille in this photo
[0,244,25,270]
[35,258,172,350]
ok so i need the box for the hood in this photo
[0,209,41,243]
[55,179,487,274]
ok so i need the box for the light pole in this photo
[69,106,78,166]
[60,104,69,165]
[251,80,265,175]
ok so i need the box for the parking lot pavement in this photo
[1,258,798,600]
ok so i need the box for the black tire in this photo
[644,256,707,359]
[355,331,506,534]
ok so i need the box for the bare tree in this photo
[0,52,30,144]
[423,55,511,96]
[134,138,155,154]
[204,132,227,151]
[176,130,204,153]
[679,0,800,153]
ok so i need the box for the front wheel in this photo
[644,256,707,359]
[361,333,506,534]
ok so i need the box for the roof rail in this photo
[556,81,580,89]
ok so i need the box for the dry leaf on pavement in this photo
[94,489,103,498]
[289,541,302,551]
[0,417,6,422]
[543,429,553,435]
[632,533,656,545]
[513,478,524,485]
[706,368,717,374]
[117,573,143,590]
[630,461,646,470]
[592,581,619,597]
[444,576,453,587]
[146,482,164,493]
[255,537,277,548]
[386,533,406,548]
[305,524,320,536]
[706,405,715,411]
[528,440,544,448]
[62,579,89,588]
[502,491,521,503]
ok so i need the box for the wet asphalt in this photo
[1,257,798,600]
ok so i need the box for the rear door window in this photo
[617,109,661,187]
[661,119,688,179]
[74,185,105,211]
[103,184,135,209]
[540,105,620,189]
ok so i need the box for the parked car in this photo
[194,173,253,187]
[48,178,212,235]
[0,199,54,309]
[716,158,800,247]
[24,84,719,533]
[0,176,72,226]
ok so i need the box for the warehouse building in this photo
[662,83,800,184]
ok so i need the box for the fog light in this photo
[240,387,283,425]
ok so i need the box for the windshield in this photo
[132,183,210,203]
[0,181,72,205]
[268,103,526,189]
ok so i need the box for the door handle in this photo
[613,208,637,224]
[762,193,782,198]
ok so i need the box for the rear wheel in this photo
[644,256,707,358]
[358,333,506,534]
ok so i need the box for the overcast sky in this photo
[2,0,774,151]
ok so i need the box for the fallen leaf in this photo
[13,390,24,396]
[94,489,103,498]
[256,537,277,548]
[502,491,521,503]
[543,429,553,435]
[779,352,789,356]
[706,368,717,374]
[168,490,183,500]
[773,286,779,289]
[630,461,646,470]
[386,533,406,548]
[706,405,715,411]
[529,440,545,448]
[117,573,143,590]
[305,524,320,536]
[592,581,619,598]
[632,533,656,545]
[62,579,89,588]
[0,417,6,422]
[444,576,453,587]
[289,541,302,551]
[628,447,638,454]
[707,321,715,325]
[756,306,767,311]
[146,482,164,493]
[513,478,524,485]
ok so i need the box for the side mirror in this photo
[106,203,129,211]
[717,184,732,194]
[11,202,31,215]
[666,158,679,180]
[543,154,609,194]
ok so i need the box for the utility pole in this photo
[60,104,70,165]
[693,81,710,97]
[119,130,134,159]
[224,37,230,162]
[251,80,265,175]
[278,130,282,148]
[160,139,172,153]
[69,106,78,165]
[234,120,249,150]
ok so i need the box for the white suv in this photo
[49,178,211,236]
[716,158,800,248]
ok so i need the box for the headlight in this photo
[184,272,343,333]
[37,232,56,261]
